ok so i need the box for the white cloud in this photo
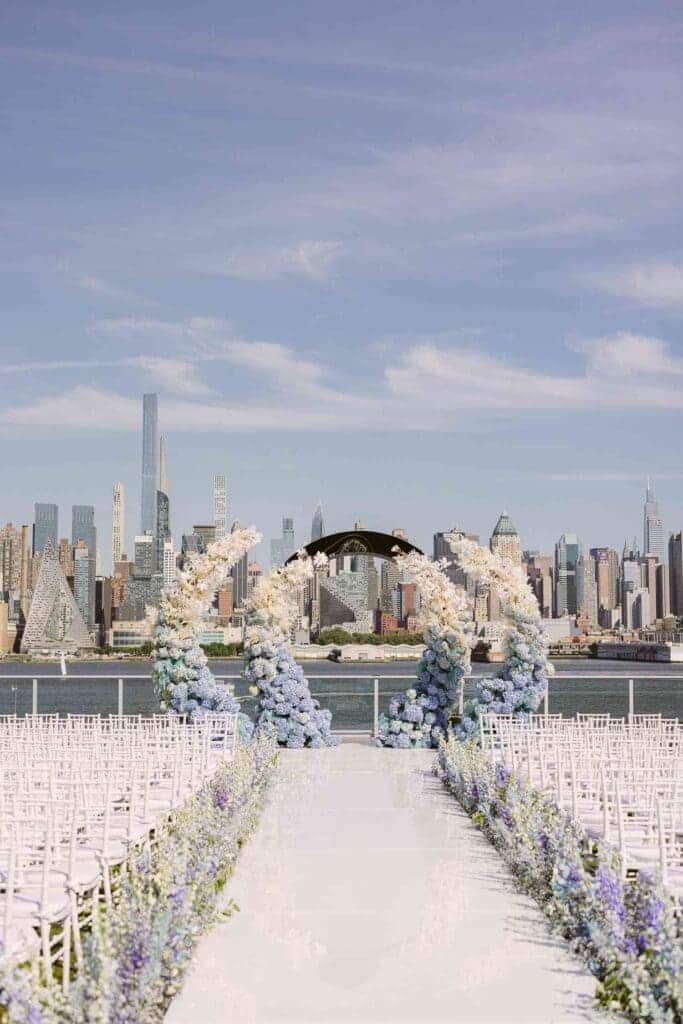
[2,328,683,436]
[589,262,683,310]
[217,241,343,281]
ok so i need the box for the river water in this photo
[0,658,681,729]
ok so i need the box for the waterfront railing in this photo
[0,673,681,734]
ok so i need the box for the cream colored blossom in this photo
[393,551,472,644]
[155,525,262,631]
[248,551,328,633]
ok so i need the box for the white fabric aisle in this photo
[167,742,613,1023]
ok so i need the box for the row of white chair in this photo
[0,713,238,988]
[479,713,683,895]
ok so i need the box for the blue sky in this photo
[1,0,682,568]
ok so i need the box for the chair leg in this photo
[62,913,72,993]
[70,890,84,967]
[40,918,52,980]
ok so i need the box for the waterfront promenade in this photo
[168,743,612,1023]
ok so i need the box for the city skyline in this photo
[5,460,680,575]
[1,3,682,559]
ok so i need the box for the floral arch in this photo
[375,552,474,748]
[151,525,261,739]
[447,534,552,739]
[244,551,338,747]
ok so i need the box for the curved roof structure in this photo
[491,511,519,538]
[286,529,422,563]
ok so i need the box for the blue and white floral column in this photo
[376,552,473,748]
[151,525,261,741]
[244,552,338,748]
[446,535,552,740]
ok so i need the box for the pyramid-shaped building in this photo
[21,539,94,653]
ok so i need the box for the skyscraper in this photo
[159,434,169,496]
[140,394,159,536]
[644,479,665,562]
[21,538,93,653]
[213,474,227,540]
[112,483,125,572]
[72,505,96,627]
[489,512,521,562]
[554,533,583,616]
[589,547,619,612]
[311,502,325,542]
[270,517,296,569]
[669,532,683,616]
[231,520,249,608]
[155,490,170,572]
[33,503,58,557]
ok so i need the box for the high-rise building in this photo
[213,474,227,540]
[0,523,23,597]
[270,517,296,569]
[58,538,73,579]
[156,491,170,572]
[134,534,155,577]
[141,393,159,536]
[490,512,521,562]
[159,434,169,497]
[669,532,683,616]
[656,563,670,620]
[644,479,665,562]
[192,525,216,552]
[72,505,96,627]
[311,502,325,542]
[526,555,553,618]
[231,520,249,608]
[33,503,58,556]
[579,553,598,625]
[590,547,619,612]
[20,538,93,653]
[112,483,125,572]
[162,540,176,589]
[554,533,583,616]
[73,542,91,630]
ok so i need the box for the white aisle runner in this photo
[168,742,612,1023]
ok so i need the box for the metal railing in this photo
[0,673,681,736]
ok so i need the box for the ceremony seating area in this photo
[0,712,237,987]
[481,712,683,894]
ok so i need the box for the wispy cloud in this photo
[2,326,683,436]
[588,261,683,310]
[216,240,343,281]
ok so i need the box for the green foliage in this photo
[314,628,423,646]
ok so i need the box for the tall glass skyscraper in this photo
[141,394,159,536]
[311,502,325,542]
[643,479,665,562]
[33,503,58,556]
[111,483,124,572]
[554,532,583,616]
[213,474,227,539]
[72,505,96,627]
[155,490,170,572]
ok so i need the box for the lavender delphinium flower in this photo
[435,735,683,1024]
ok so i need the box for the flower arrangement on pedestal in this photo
[446,535,551,739]
[244,552,339,748]
[152,526,261,739]
[375,552,474,748]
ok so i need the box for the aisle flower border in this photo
[447,535,552,739]
[151,526,261,731]
[244,552,338,747]
[0,729,279,1024]
[375,552,473,748]
[436,737,683,1024]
